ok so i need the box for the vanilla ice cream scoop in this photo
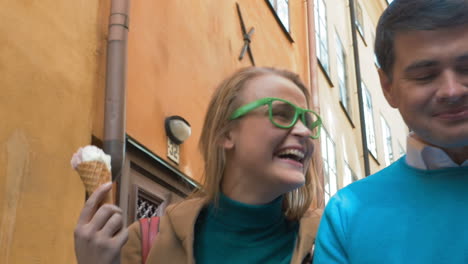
[71,145,113,204]
[71,145,111,171]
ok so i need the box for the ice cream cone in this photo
[76,161,113,204]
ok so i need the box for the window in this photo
[371,31,380,67]
[136,189,164,219]
[398,142,405,158]
[315,0,329,74]
[343,162,358,188]
[355,2,364,38]
[335,33,350,114]
[386,0,394,4]
[124,138,195,223]
[267,0,290,32]
[362,83,377,158]
[380,115,394,166]
[321,127,337,204]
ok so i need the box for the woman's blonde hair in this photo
[197,67,320,220]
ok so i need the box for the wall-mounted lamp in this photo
[165,116,191,144]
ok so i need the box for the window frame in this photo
[343,161,358,188]
[335,32,351,117]
[315,0,330,75]
[355,2,365,39]
[362,82,378,159]
[321,127,337,204]
[370,31,380,68]
[398,142,405,158]
[265,0,294,42]
[380,115,394,166]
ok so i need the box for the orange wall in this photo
[0,1,313,263]
[124,0,312,183]
[0,1,109,263]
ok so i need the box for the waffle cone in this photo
[76,161,113,204]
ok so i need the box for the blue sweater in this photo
[194,193,299,264]
[314,157,468,264]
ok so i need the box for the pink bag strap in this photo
[139,216,160,264]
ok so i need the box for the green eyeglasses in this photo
[230,97,322,139]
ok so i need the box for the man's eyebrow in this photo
[404,60,439,74]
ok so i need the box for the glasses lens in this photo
[270,100,297,127]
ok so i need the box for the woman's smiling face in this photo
[222,73,314,201]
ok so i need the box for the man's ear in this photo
[378,68,398,108]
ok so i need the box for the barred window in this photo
[136,190,163,219]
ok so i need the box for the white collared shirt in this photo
[406,133,468,170]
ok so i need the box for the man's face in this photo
[380,25,468,150]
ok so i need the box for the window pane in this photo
[269,0,277,9]
[319,23,327,43]
[268,0,289,32]
[315,0,329,73]
[316,37,321,58]
[326,134,337,196]
[321,130,328,160]
[398,143,405,158]
[277,0,289,31]
[327,137,336,173]
[362,83,377,157]
[321,127,337,204]
[319,0,325,19]
[355,3,364,37]
[322,48,329,72]
[343,164,352,187]
[381,116,393,166]
[336,33,348,111]
[330,172,337,195]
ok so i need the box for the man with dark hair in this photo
[314,0,468,263]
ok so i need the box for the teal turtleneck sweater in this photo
[194,193,299,264]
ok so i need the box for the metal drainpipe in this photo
[306,0,325,207]
[348,0,370,176]
[104,0,130,182]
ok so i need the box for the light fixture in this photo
[165,116,191,144]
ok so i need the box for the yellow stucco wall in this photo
[121,0,313,183]
[317,0,366,184]
[0,1,109,263]
[355,0,408,173]
[316,0,408,192]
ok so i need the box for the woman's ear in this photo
[221,130,235,150]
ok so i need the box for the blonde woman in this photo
[74,67,323,264]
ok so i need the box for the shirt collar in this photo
[406,133,468,170]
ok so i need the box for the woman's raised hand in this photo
[74,182,128,264]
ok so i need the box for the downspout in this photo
[348,0,370,176]
[104,0,129,183]
[306,0,324,207]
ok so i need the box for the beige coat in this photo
[121,198,322,264]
